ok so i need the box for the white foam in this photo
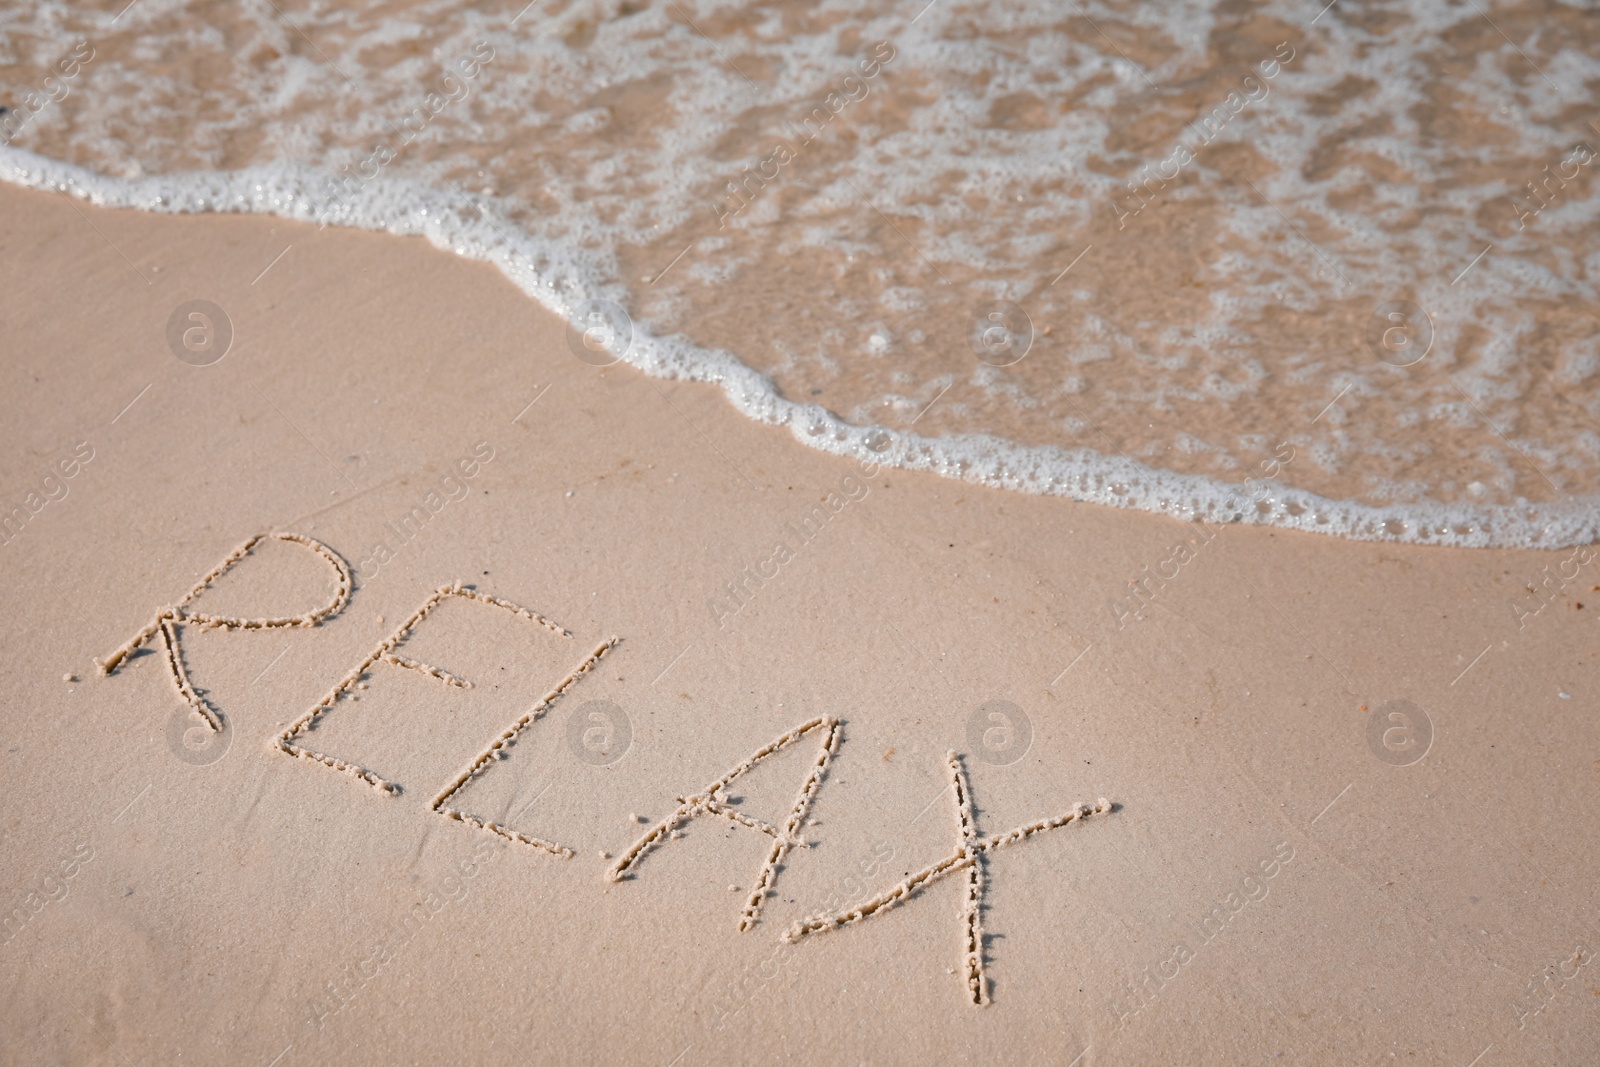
[3,0,1597,548]
[5,145,1597,549]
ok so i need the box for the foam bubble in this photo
[2,0,1597,548]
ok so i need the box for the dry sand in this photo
[1,182,1596,1064]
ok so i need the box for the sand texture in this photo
[1,183,1597,1065]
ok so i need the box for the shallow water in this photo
[3,0,1598,546]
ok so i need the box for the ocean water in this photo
[3,0,1598,547]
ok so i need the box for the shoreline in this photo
[1,181,1596,1064]
[3,147,1592,551]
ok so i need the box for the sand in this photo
[1,181,1596,1065]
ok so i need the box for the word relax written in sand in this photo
[98,533,1117,1005]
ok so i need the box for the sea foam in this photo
[6,145,1595,549]
[2,0,1597,548]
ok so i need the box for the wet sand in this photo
[0,182,1596,1064]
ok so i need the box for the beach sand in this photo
[1,181,1596,1064]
